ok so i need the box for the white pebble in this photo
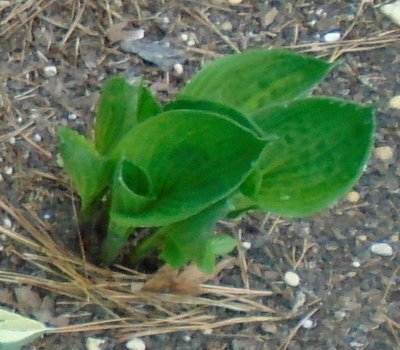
[17,117,23,123]
[323,31,341,43]
[3,217,12,229]
[68,113,78,121]
[187,39,195,46]
[221,21,233,31]
[389,95,400,109]
[375,146,394,161]
[346,191,360,203]
[241,241,251,250]
[180,33,188,41]
[125,338,146,350]
[33,133,42,142]
[381,1,400,26]
[173,63,184,76]
[352,260,361,268]
[284,271,300,287]
[43,213,51,220]
[370,243,393,257]
[4,166,13,175]
[202,328,213,335]
[43,65,57,77]
[229,0,243,4]
[86,337,106,350]
[9,137,16,145]
[163,17,170,24]
[182,335,191,342]
[301,318,314,329]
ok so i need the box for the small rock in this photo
[389,95,400,109]
[375,146,394,161]
[370,242,393,257]
[180,33,189,41]
[221,20,233,31]
[284,271,300,287]
[86,337,106,350]
[126,337,146,350]
[43,65,57,77]
[202,328,213,335]
[352,260,361,268]
[241,241,251,250]
[68,113,78,121]
[322,30,341,43]
[173,63,184,76]
[182,334,191,342]
[228,0,243,4]
[9,137,16,145]
[33,133,42,142]
[261,322,277,334]
[380,1,400,26]
[301,318,314,329]
[4,166,13,175]
[3,217,12,229]
[346,191,360,203]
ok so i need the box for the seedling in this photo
[59,49,375,273]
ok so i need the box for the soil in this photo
[0,1,399,349]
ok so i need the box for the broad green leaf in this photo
[0,308,51,350]
[158,200,232,272]
[59,127,115,213]
[165,99,262,136]
[137,86,162,123]
[95,76,142,155]
[111,110,267,227]
[178,49,335,114]
[249,97,375,216]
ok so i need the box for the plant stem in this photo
[100,220,131,265]
[129,228,165,265]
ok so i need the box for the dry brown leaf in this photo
[261,7,279,28]
[14,286,42,315]
[106,21,144,43]
[142,258,236,295]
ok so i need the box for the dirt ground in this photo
[0,1,399,349]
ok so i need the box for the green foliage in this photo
[59,49,375,271]
[0,308,52,350]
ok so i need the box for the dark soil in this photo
[0,1,399,349]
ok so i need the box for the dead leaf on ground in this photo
[106,21,144,43]
[261,7,279,28]
[142,258,236,295]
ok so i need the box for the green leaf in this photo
[95,76,142,155]
[249,97,375,216]
[59,127,115,213]
[0,308,51,350]
[111,110,267,227]
[178,49,334,114]
[137,86,162,123]
[158,200,234,273]
[165,99,262,136]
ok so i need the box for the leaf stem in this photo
[129,228,165,265]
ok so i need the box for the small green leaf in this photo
[137,86,162,123]
[95,76,142,155]
[59,127,115,213]
[0,308,51,350]
[158,200,233,273]
[165,99,262,136]
[249,97,375,216]
[178,49,334,113]
[111,110,267,227]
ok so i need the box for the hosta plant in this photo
[59,49,375,273]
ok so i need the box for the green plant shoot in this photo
[59,49,375,273]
